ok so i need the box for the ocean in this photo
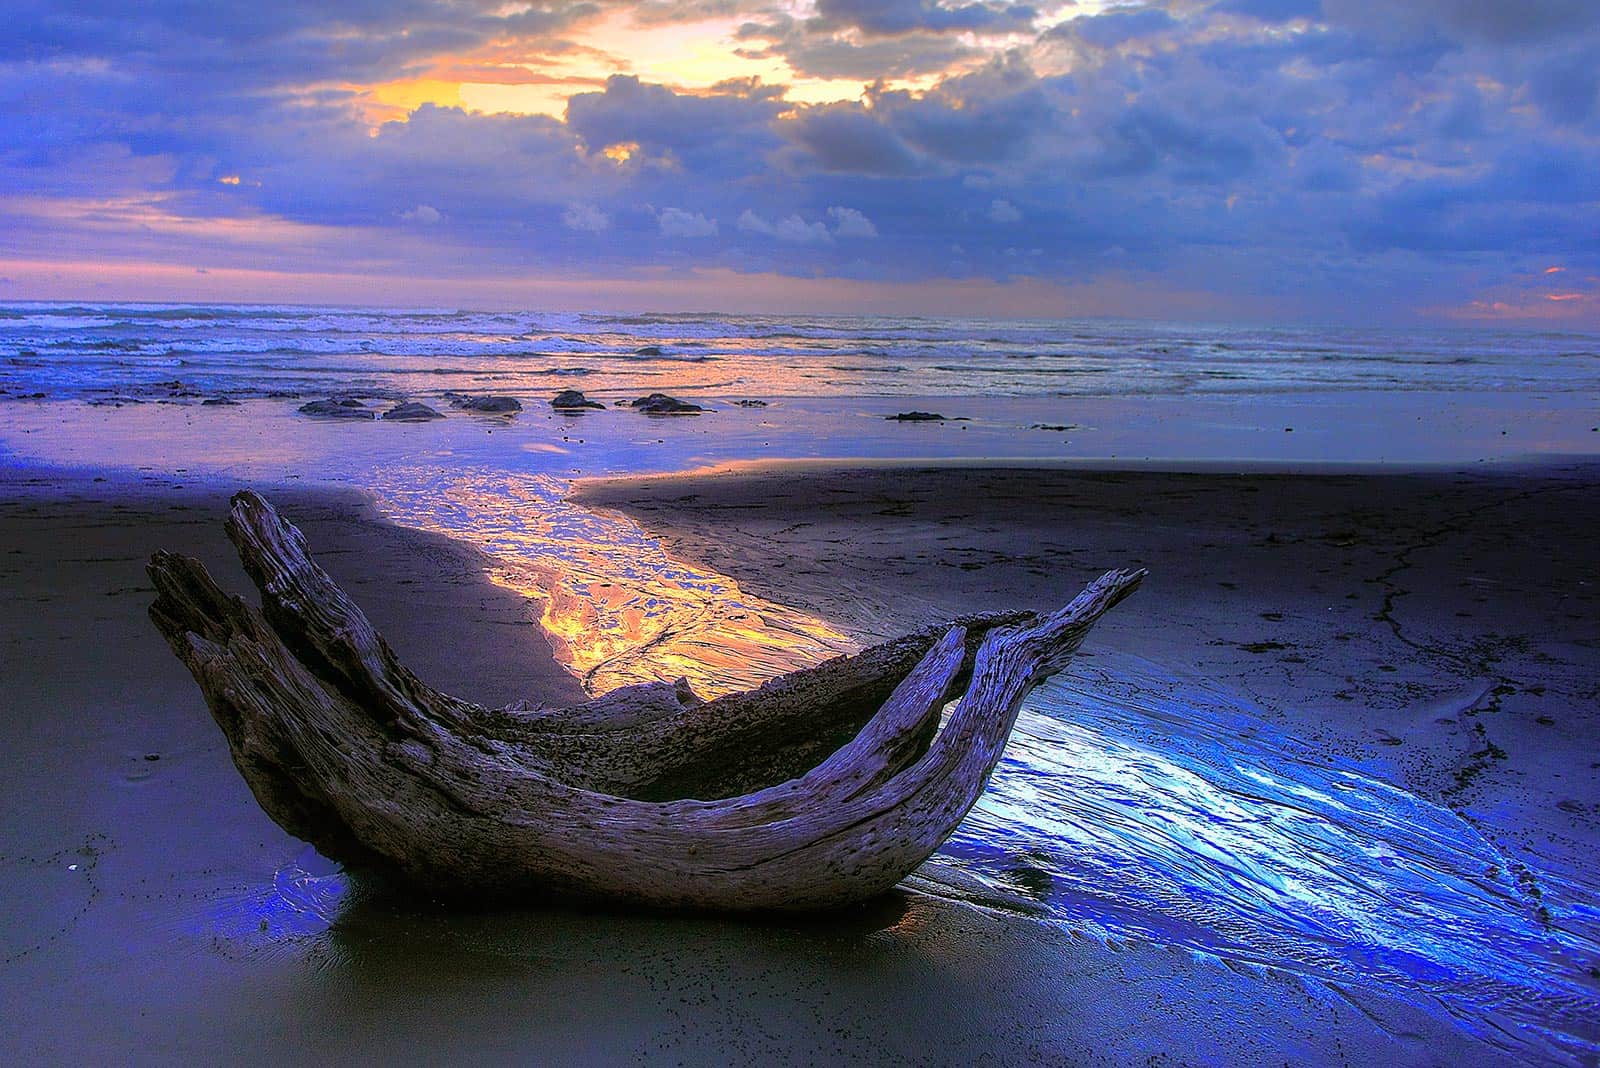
[4,301,1599,402]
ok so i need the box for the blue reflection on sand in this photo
[206,846,350,944]
[940,651,1600,1061]
[211,649,1600,1060]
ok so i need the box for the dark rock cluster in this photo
[551,390,605,411]
[299,398,375,420]
[630,393,705,415]
[445,392,522,413]
[382,402,445,422]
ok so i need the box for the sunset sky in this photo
[3,0,1597,321]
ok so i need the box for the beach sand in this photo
[576,461,1600,879]
[4,462,1595,1064]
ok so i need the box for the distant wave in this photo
[4,301,1598,402]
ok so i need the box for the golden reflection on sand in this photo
[371,468,854,698]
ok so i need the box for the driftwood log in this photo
[149,491,1143,910]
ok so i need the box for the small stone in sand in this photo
[381,402,445,422]
[202,397,239,406]
[736,399,768,408]
[551,389,605,411]
[634,345,665,356]
[630,393,705,415]
[887,411,949,422]
[1030,423,1077,431]
[298,399,375,419]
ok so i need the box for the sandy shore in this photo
[4,463,1593,1064]
[576,460,1600,877]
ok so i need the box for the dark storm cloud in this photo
[565,75,785,169]
[812,0,1038,37]
[1210,0,1322,22]
[1048,7,1178,48]
[865,62,1053,164]
[1527,47,1600,126]
[1087,104,1270,183]
[784,106,928,175]
[735,17,980,80]
[0,1,598,86]
[734,0,1056,80]
[250,104,587,228]
[1320,0,1600,46]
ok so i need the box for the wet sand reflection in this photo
[369,467,854,697]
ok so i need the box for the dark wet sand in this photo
[5,463,1592,1065]
[577,460,1600,882]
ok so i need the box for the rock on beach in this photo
[630,393,705,415]
[445,392,523,414]
[299,398,375,420]
[552,390,605,411]
[382,402,445,422]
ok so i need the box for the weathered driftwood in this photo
[149,491,1143,910]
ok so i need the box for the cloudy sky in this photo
[3,0,1597,321]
